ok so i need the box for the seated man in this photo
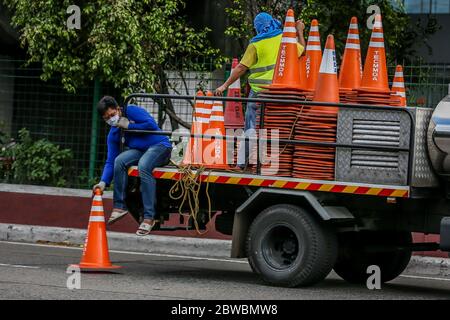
[93,96,172,236]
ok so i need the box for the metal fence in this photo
[0,58,448,189]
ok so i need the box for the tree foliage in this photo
[5,0,225,94]
[225,0,440,64]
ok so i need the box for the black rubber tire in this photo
[333,231,412,284]
[246,204,338,287]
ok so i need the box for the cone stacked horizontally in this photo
[293,35,339,180]
[391,65,407,107]
[71,189,121,271]
[339,17,362,102]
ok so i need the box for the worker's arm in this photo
[100,130,120,186]
[126,105,160,131]
[296,20,306,54]
[215,63,248,96]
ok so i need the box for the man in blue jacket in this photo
[93,96,172,236]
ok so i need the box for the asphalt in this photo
[0,241,449,300]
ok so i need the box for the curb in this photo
[0,223,231,259]
[406,256,450,277]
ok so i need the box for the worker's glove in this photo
[92,181,106,194]
[116,117,130,129]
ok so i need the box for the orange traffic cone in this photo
[203,99,229,169]
[313,34,339,113]
[71,189,121,271]
[224,58,244,129]
[339,17,362,91]
[391,65,407,107]
[266,9,303,90]
[301,19,322,92]
[182,91,210,166]
[359,14,390,93]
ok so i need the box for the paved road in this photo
[0,241,449,300]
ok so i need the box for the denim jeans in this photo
[113,143,172,219]
[237,90,258,167]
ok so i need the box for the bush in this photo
[0,128,72,187]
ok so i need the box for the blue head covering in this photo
[250,12,283,43]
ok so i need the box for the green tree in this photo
[4,0,225,127]
[225,0,439,64]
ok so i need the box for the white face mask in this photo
[106,114,120,126]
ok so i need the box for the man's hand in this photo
[117,117,130,129]
[92,181,106,194]
[296,20,305,33]
[214,85,227,96]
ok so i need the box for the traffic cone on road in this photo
[301,19,322,92]
[203,99,229,169]
[224,58,244,129]
[391,65,407,107]
[71,189,121,271]
[339,17,362,98]
[265,9,303,90]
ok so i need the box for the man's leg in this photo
[113,149,143,211]
[237,90,258,168]
[137,144,172,221]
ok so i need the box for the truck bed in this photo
[127,166,410,198]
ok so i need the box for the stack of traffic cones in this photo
[339,17,362,103]
[299,19,322,100]
[390,65,407,107]
[70,189,121,271]
[203,98,230,169]
[345,14,395,106]
[293,35,339,181]
[255,9,306,176]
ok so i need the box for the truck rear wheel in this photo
[333,231,412,284]
[246,204,338,287]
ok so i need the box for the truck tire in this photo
[333,231,412,284]
[246,204,338,287]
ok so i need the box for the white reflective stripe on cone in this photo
[229,79,240,89]
[196,108,211,114]
[310,26,319,32]
[349,23,358,29]
[371,32,384,39]
[393,92,406,97]
[347,34,360,40]
[89,216,105,222]
[395,72,404,77]
[193,117,209,123]
[369,41,384,48]
[90,206,104,212]
[308,36,320,42]
[345,43,360,50]
[392,82,405,88]
[209,116,225,122]
[374,21,382,28]
[306,45,321,51]
[285,16,295,23]
[319,49,337,74]
[211,106,223,112]
[93,196,102,201]
[283,27,297,33]
[281,37,297,44]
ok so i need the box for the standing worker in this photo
[93,96,172,236]
[215,12,306,169]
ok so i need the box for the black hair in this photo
[97,96,119,116]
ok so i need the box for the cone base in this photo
[357,87,391,94]
[70,263,122,271]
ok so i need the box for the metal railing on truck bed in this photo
[122,93,416,198]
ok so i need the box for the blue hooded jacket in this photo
[250,12,283,43]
